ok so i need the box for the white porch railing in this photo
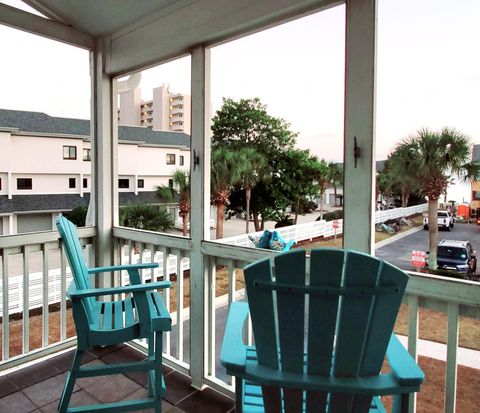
[1,225,479,413]
[0,227,96,363]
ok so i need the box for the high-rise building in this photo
[118,84,191,134]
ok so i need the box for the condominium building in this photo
[118,84,191,133]
[0,109,190,235]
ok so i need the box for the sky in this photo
[1,0,479,194]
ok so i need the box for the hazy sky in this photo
[1,0,479,166]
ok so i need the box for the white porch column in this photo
[189,46,211,389]
[90,39,116,278]
[343,0,377,254]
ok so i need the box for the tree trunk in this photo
[334,185,338,207]
[319,192,325,220]
[253,213,261,232]
[428,198,439,270]
[245,187,251,233]
[181,212,189,236]
[294,199,299,224]
[216,203,225,239]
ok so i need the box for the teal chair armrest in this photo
[68,281,172,300]
[386,334,425,386]
[220,301,250,372]
[87,263,159,274]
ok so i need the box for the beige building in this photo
[118,84,191,134]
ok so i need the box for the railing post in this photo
[407,295,419,412]
[189,45,211,389]
[445,302,459,413]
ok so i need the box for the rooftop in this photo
[0,109,190,148]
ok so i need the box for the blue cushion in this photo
[269,231,294,251]
[248,230,272,249]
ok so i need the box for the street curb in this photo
[375,226,424,249]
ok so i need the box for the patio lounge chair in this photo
[221,248,424,413]
[56,215,172,413]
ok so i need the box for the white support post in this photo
[343,0,377,253]
[445,302,459,413]
[90,39,115,284]
[189,46,211,389]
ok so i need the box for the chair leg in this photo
[153,331,163,413]
[147,334,154,397]
[58,349,83,412]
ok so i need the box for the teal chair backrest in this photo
[56,215,95,322]
[243,248,408,411]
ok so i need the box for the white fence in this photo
[221,203,427,247]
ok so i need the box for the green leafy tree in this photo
[391,128,480,269]
[211,145,243,239]
[211,98,298,230]
[314,159,331,220]
[119,203,174,232]
[157,170,191,236]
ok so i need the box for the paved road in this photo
[376,222,480,274]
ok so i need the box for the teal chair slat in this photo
[56,215,172,413]
[274,250,306,412]
[306,248,343,413]
[330,251,381,412]
[221,248,424,413]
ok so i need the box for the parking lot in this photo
[376,222,480,275]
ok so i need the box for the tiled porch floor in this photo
[0,344,235,413]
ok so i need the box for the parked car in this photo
[435,240,477,275]
[423,210,454,230]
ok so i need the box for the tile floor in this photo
[0,344,235,413]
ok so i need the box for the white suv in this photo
[423,210,454,231]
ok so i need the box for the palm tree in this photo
[119,203,174,232]
[392,128,480,270]
[314,159,331,220]
[328,162,343,207]
[157,170,191,236]
[211,145,243,239]
[237,148,270,233]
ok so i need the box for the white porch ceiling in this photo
[15,0,342,75]
[23,0,181,36]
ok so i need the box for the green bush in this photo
[66,205,88,227]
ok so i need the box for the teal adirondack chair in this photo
[56,215,172,413]
[221,248,424,413]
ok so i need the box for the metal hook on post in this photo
[193,149,200,170]
[353,136,360,168]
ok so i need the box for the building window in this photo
[83,178,88,188]
[118,179,129,189]
[180,155,184,166]
[166,154,176,165]
[69,178,76,188]
[83,148,91,161]
[473,191,480,200]
[17,178,32,190]
[0,178,2,190]
[137,179,144,189]
[168,179,174,189]
[63,146,77,160]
